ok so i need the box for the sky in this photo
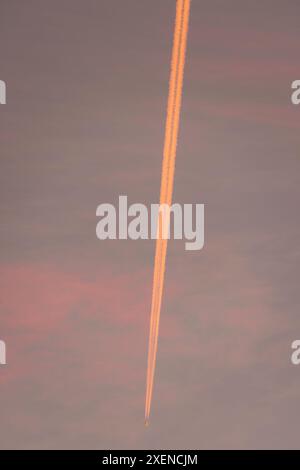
[0,0,300,449]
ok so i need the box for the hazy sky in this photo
[0,0,300,449]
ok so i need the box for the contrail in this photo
[145,0,191,425]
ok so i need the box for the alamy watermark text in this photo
[96,196,204,251]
